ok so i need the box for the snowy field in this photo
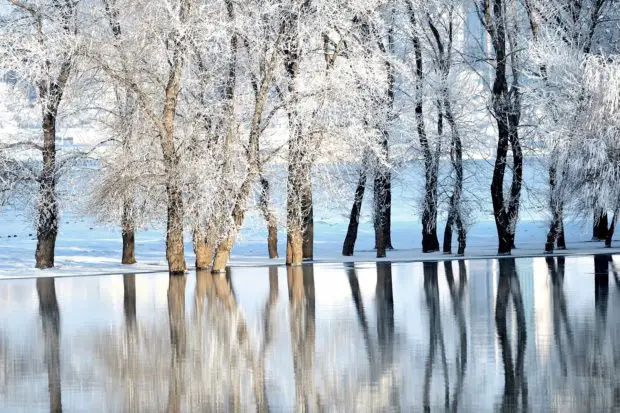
[1,159,618,278]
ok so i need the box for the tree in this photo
[2,0,79,268]
[407,0,441,253]
[525,0,616,251]
[478,0,524,255]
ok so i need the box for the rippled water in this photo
[2,255,620,412]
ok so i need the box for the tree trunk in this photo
[35,111,59,269]
[384,175,393,250]
[287,228,303,266]
[212,238,233,273]
[165,182,186,274]
[545,217,558,254]
[557,218,566,249]
[443,203,454,254]
[605,209,618,248]
[267,225,278,260]
[594,210,608,241]
[342,165,367,256]
[259,177,278,259]
[487,0,522,256]
[193,229,213,269]
[283,15,309,267]
[121,201,136,264]
[456,213,466,256]
[407,5,439,253]
[442,96,465,256]
[159,0,191,275]
[374,165,389,259]
[302,182,313,260]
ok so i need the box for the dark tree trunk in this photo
[557,219,566,249]
[259,177,279,259]
[374,172,388,259]
[487,0,522,256]
[373,131,391,258]
[383,22,394,253]
[594,210,609,240]
[407,4,439,253]
[605,209,618,248]
[35,111,59,269]
[456,213,466,256]
[443,210,455,254]
[441,99,465,256]
[302,181,313,260]
[34,2,73,269]
[545,165,567,253]
[545,218,558,254]
[121,202,136,264]
[374,142,390,258]
[342,166,367,256]
[384,175,393,250]
[37,278,62,413]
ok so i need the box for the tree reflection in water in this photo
[16,256,620,412]
[37,278,62,413]
[421,261,469,413]
[167,274,186,413]
[287,265,321,413]
[495,259,528,413]
[202,269,269,413]
[546,257,574,377]
[123,274,139,413]
[444,260,468,413]
[345,263,372,360]
[422,261,448,412]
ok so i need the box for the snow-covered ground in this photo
[0,204,617,279]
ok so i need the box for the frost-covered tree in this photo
[525,0,619,252]
[0,0,81,268]
[477,0,524,255]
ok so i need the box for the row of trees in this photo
[0,0,619,272]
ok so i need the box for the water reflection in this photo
[444,261,468,413]
[495,259,528,413]
[37,278,62,413]
[288,265,320,412]
[546,257,573,376]
[5,255,620,412]
[167,274,186,413]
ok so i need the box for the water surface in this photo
[2,255,620,412]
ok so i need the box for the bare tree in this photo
[3,0,79,268]
[478,0,523,255]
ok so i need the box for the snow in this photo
[0,205,616,279]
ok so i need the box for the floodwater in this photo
[2,255,620,412]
